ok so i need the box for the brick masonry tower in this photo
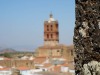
[44,14,59,46]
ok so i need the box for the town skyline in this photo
[0,0,75,51]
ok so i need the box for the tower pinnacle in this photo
[48,13,55,23]
[50,13,53,18]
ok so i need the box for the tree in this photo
[3,53,12,58]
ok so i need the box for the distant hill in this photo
[0,48,16,54]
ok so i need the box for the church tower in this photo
[44,14,59,46]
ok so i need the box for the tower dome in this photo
[48,14,55,23]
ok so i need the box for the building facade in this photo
[35,14,74,62]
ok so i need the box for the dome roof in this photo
[48,14,55,23]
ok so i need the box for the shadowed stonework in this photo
[74,0,100,75]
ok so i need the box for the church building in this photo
[35,14,74,62]
[44,14,59,46]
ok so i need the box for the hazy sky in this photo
[0,0,75,51]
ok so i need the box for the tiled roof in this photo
[61,63,68,67]
[34,57,46,64]
[43,63,52,68]
[17,66,29,70]
[0,68,9,71]
[53,65,61,72]
[4,57,11,60]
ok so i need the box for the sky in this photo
[0,0,75,51]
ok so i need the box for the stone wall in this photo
[74,0,100,75]
[35,45,74,62]
[0,60,34,68]
[37,46,63,57]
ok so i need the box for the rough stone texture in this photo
[83,61,100,75]
[74,0,100,75]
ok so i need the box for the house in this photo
[0,67,11,75]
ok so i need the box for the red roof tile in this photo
[62,63,68,67]
[53,65,61,72]
[0,68,9,71]
[4,57,11,60]
[17,66,29,70]
[43,63,52,68]
[34,57,46,64]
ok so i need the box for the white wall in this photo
[0,70,11,75]
[61,66,68,72]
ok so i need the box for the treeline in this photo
[0,52,35,58]
[0,53,12,58]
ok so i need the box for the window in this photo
[47,25,49,31]
[51,34,53,38]
[47,28,49,31]
[71,50,73,56]
[47,25,49,28]
[56,33,58,37]
[57,50,59,52]
[47,34,49,38]
[56,24,58,28]
[51,25,53,31]
[26,63,28,66]
[51,28,53,31]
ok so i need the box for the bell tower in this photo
[44,14,59,46]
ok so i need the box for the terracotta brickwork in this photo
[44,14,59,46]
